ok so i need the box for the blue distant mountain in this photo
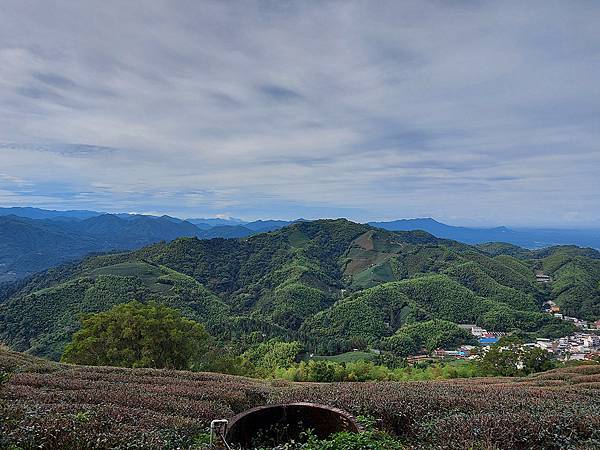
[0,207,101,220]
[0,211,290,281]
[187,218,295,234]
[369,218,600,250]
[199,225,255,239]
[186,217,246,227]
[244,220,294,232]
[0,213,210,281]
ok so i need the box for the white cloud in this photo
[0,1,598,226]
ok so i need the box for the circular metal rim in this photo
[225,402,363,440]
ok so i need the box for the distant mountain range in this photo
[186,217,247,227]
[369,218,600,250]
[0,207,101,220]
[0,207,598,282]
[0,208,294,281]
[0,214,199,281]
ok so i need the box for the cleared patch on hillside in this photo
[342,231,406,288]
[88,261,174,293]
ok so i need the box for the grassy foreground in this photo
[1,348,599,449]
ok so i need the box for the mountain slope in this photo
[478,244,600,320]
[0,214,208,281]
[2,220,595,359]
[0,215,101,282]
[0,211,301,282]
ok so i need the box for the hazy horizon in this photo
[3,205,600,231]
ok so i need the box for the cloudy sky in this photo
[0,1,599,227]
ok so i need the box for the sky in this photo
[0,1,599,227]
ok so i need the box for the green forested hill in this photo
[1,219,598,359]
[532,246,600,320]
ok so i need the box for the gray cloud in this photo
[32,72,78,89]
[0,143,117,158]
[0,0,599,226]
[258,84,304,102]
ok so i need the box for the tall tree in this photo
[62,301,209,369]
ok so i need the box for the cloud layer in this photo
[1,1,599,226]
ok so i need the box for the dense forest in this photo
[0,212,291,282]
[1,219,598,360]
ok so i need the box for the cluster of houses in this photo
[431,345,478,359]
[428,332,600,362]
[553,312,600,330]
[543,300,600,330]
[532,333,600,361]
[423,271,600,362]
[458,324,506,345]
[427,321,600,362]
[426,325,506,360]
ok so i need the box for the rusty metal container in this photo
[225,402,361,448]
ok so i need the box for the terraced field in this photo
[1,349,599,449]
[88,261,175,293]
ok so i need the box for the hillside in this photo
[0,215,101,282]
[2,207,598,283]
[2,220,598,360]
[1,348,599,449]
[0,214,211,281]
[0,212,293,282]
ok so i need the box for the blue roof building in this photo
[479,337,499,345]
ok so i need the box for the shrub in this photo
[479,342,555,376]
[381,319,476,356]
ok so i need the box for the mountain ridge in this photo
[2,219,597,360]
[1,207,599,283]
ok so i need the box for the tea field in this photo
[1,348,599,449]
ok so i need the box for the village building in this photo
[534,271,551,283]
[458,324,487,337]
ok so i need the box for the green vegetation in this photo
[443,260,537,310]
[273,358,482,382]
[1,220,598,362]
[242,339,302,375]
[62,301,210,369]
[4,347,598,449]
[548,256,600,320]
[300,282,414,354]
[381,320,476,357]
[307,351,375,363]
[248,430,404,450]
[478,338,556,376]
